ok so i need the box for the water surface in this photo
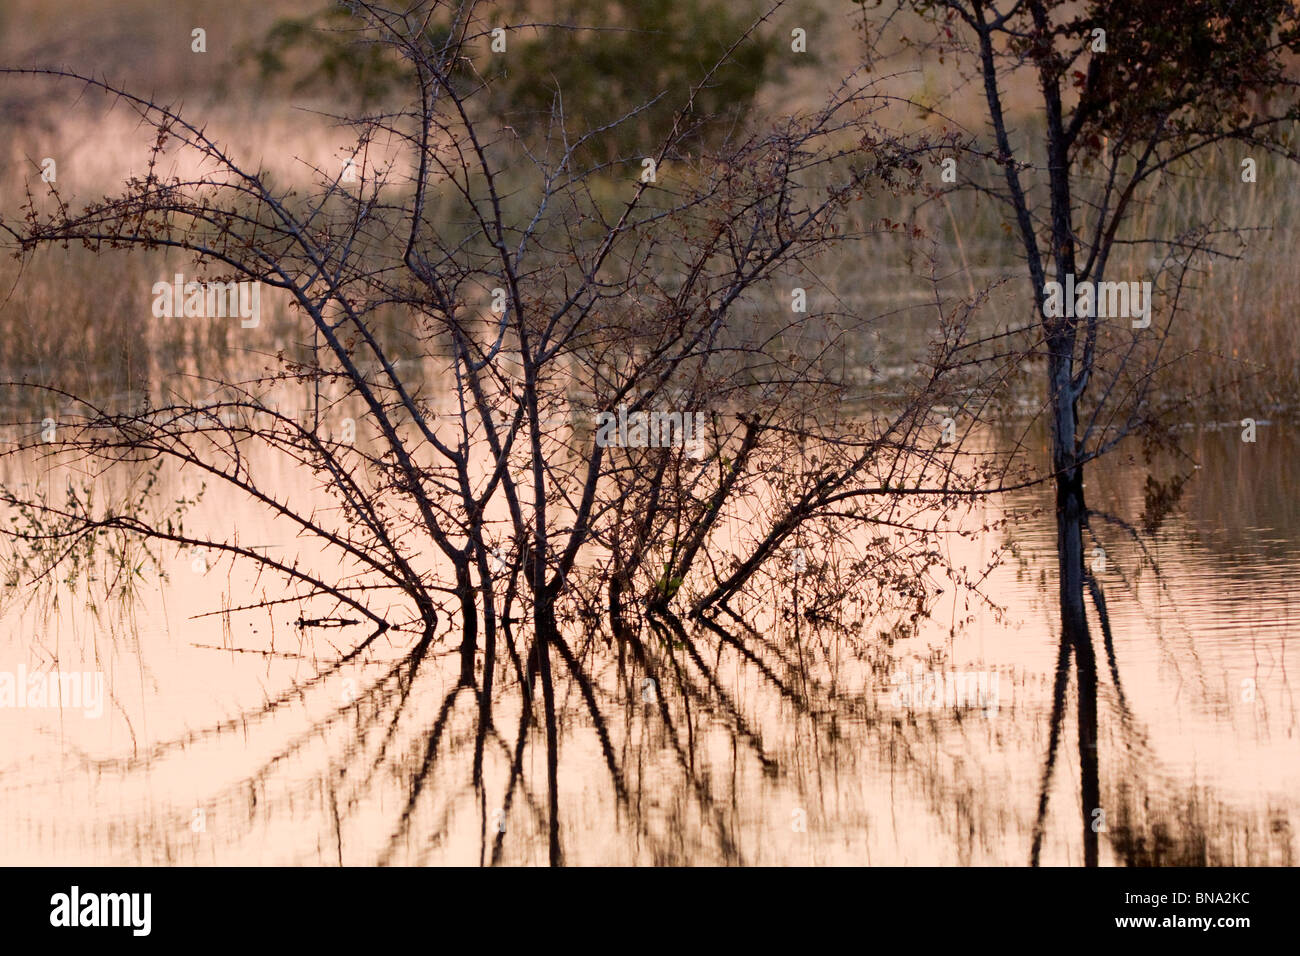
[1,394,1294,866]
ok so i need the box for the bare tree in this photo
[2,1,1016,863]
[872,0,1300,865]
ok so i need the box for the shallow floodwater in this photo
[0,405,1295,866]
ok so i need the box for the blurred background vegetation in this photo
[243,0,799,163]
[0,0,1295,414]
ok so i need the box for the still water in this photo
[0,405,1295,866]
